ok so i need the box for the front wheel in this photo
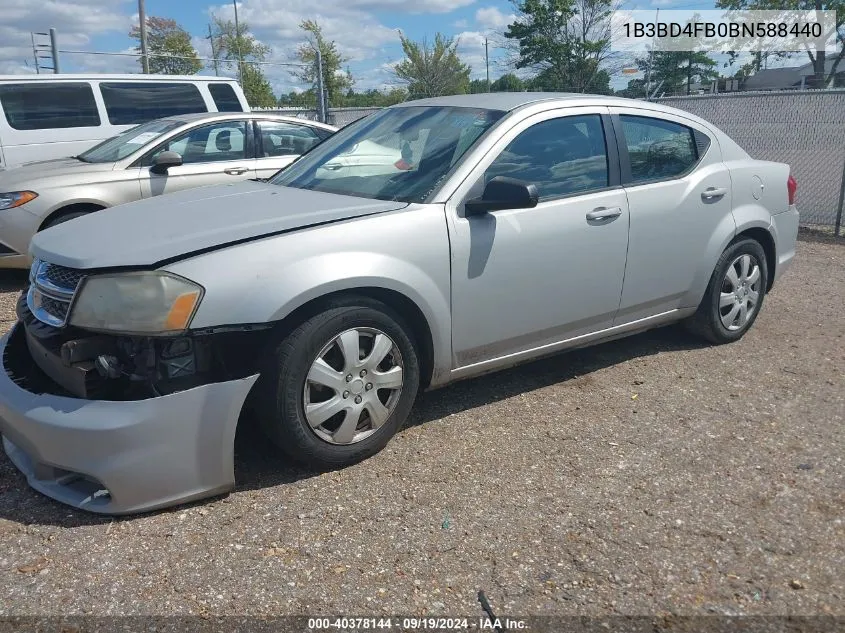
[685,237,769,344]
[255,298,420,469]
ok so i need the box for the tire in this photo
[685,237,769,344]
[43,210,93,230]
[255,297,420,469]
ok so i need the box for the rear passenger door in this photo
[609,108,733,324]
[254,120,328,178]
[138,120,255,198]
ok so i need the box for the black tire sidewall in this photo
[264,301,420,468]
[704,238,769,343]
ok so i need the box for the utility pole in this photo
[233,0,244,85]
[49,28,59,73]
[645,7,659,98]
[207,24,219,76]
[30,33,39,74]
[485,38,490,92]
[138,0,150,73]
[316,48,326,123]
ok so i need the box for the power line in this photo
[56,49,307,68]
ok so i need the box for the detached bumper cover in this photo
[0,325,258,514]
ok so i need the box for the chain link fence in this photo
[657,90,845,232]
[256,107,380,127]
[262,92,845,233]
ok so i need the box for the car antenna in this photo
[478,590,504,632]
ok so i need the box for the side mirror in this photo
[464,176,539,216]
[150,151,183,175]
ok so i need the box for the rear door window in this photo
[100,82,207,125]
[257,120,324,157]
[619,115,699,183]
[209,83,244,112]
[0,82,101,130]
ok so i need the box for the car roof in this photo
[0,74,238,82]
[392,92,676,113]
[158,111,337,130]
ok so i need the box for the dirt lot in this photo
[0,233,842,618]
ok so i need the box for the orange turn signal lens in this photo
[164,291,201,330]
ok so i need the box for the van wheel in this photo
[255,297,420,469]
[685,237,768,344]
[43,210,94,229]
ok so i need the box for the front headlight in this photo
[0,191,38,210]
[69,271,204,335]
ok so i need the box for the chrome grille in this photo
[26,259,86,327]
[41,263,85,292]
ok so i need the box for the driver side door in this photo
[447,107,631,369]
[138,120,255,198]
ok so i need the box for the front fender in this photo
[165,207,454,386]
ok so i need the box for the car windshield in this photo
[77,119,184,163]
[270,106,506,203]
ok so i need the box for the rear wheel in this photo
[685,237,768,344]
[255,297,420,468]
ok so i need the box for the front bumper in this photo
[0,324,258,514]
[0,207,39,270]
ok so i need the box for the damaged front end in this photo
[15,264,268,402]
[0,261,267,514]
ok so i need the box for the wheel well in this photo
[39,203,105,232]
[736,227,776,291]
[271,288,436,389]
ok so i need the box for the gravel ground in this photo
[0,234,842,618]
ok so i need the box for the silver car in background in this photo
[0,112,336,268]
[0,93,799,514]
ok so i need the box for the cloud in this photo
[0,0,132,74]
[475,6,516,30]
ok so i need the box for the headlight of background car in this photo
[0,191,38,210]
[69,272,204,334]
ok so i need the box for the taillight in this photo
[787,173,797,205]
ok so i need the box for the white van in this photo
[0,74,250,167]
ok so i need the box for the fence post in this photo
[315,49,326,124]
[836,154,845,237]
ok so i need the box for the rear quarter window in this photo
[208,83,244,112]
[0,82,101,130]
[100,82,207,125]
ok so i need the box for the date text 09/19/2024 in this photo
[307,617,528,630]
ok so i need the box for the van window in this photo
[209,83,244,112]
[0,83,100,130]
[100,82,207,125]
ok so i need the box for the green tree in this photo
[295,20,354,107]
[716,0,845,88]
[491,73,525,91]
[241,64,277,107]
[469,78,489,93]
[393,33,472,98]
[129,16,202,75]
[505,0,619,93]
[211,14,275,106]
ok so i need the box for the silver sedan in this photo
[0,93,799,514]
[0,112,336,268]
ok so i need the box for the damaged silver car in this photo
[0,94,799,514]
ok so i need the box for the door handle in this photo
[323,163,342,171]
[586,206,623,221]
[701,187,728,200]
[224,167,249,175]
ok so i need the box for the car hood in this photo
[0,157,115,187]
[31,180,408,270]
